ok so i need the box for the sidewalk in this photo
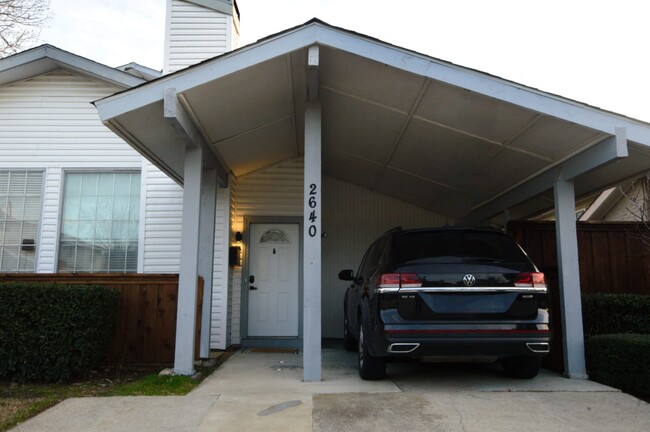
[13,347,650,431]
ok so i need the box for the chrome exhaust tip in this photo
[526,342,550,354]
[388,343,420,354]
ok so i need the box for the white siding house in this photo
[141,161,183,273]
[0,0,242,351]
[0,62,147,274]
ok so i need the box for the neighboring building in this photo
[0,45,152,277]
[0,0,241,352]
[530,174,650,222]
[580,175,649,222]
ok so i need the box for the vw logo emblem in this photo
[463,274,476,287]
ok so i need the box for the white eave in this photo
[94,19,650,222]
[0,44,147,89]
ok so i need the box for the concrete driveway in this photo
[13,345,650,431]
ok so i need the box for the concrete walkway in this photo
[13,347,650,431]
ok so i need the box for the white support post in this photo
[553,177,588,379]
[303,99,322,382]
[174,144,203,375]
[199,168,218,359]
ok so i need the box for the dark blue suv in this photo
[339,227,551,380]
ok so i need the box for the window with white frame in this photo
[58,172,141,273]
[0,171,43,272]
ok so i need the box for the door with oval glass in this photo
[247,223,299,337]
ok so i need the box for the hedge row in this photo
[586,334,650,397]
[0,282,120,382]
[582,294,650,397]
[582,293,650,337]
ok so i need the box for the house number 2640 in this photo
[308,183,318,237]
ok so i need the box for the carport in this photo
[94,19,650,381]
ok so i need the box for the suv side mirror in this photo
[338,269,355,281]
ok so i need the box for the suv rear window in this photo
[393,230,529,265]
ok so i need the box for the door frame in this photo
[240,216,303,348]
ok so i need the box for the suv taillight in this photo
[377,273,422,289]
[514,272,547,288]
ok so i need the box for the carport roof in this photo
[94,19,650,223]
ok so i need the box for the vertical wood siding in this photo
[165,0,233,73]
[229,158,448,341]
[322,176,449,338]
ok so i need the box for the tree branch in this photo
[0,0,51,57]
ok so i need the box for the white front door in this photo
[247,223,300,337]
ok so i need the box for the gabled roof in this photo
[0,44,147,89]
[117,62,162,81]
[94,19,650,222]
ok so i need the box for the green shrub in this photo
[0,282,120,382]
[586,334,650,397]
[582,293,650,337]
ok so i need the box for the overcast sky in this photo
[38,0,650,123]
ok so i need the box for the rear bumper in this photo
[366,329,551,359]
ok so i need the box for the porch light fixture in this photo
[235,231,243,242]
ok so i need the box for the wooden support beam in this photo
[303,99,322,382]
[465,129,629,223]
[164,87,229,186]
[554,178,588,379]
[198,168,218,359]
[174,144,203,375]
[307,45,319,101]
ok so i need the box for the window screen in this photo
[58,172,140,273]
[0,171,43,272]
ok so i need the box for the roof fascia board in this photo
[117,62,162,81]
[465,130,629,223]
[579,187,619,220]
[562,127,628,180]
[0,45,146,88]
[95,25,319,120]
[309,25,650,148]
[0,45,49,74]
[185,0,234,15]
[97,22,650,147]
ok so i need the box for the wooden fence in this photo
[0,273,203,365]
[507,221,650,372]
